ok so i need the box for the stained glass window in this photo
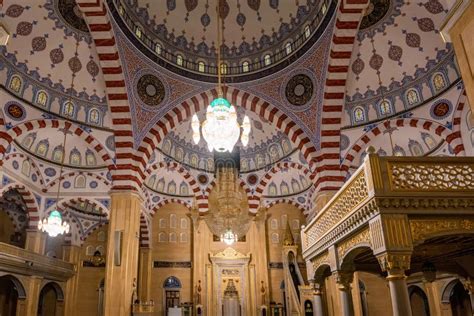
[354,107,365,123]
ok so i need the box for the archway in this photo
[449,281,472,316]
[0,275,26,316]
[409,285,430,316]
[38,282,64,316]
[163,276,181,311]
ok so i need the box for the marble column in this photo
[138,247,152,303]
[386,268,412,316]
[104,191,142,316]
[313,287,325,316]
[62,245,81,316]
[334,271,354,316]
[24,276,43,316]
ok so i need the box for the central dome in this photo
[113,0,333,81]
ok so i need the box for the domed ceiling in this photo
[114,0,332,81]
[156,108,296,173]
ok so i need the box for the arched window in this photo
[155,43,162,55]
[21,160,31,176]
[190,154,199,168]
[162,140,172,154]
[268,183,277,196]
[300,175,308,188]
[36,91,48,106]
[169,214,177,229]
[422,133,437,150]
[179,182,188,195]
[291,179,301,193]
[180,218,188,229]
[9,75,22,93]
[353,107,365,123]
[88,108,100,125]
[63,101,75,118]
[271,233,279,244]
[167,181,176,195]
[52,146,64,163]
[280,182,289,195]
[22,133,36,149]
[304,25,311,39]
[156,179,165,192]
[176,55,183,66]
[86,150,96,166]
[69,148,81,165]
[263,54,271,66]
[285,42,292,55]
[169,232,177,242]
[433,73,447,91]
[270,218,278,230]
[379,100,392,115]
[406,89,420,106]
[159,218,166,229]
[198,61,205,73]
[148,175,156,188]
[409,140,424,156]
[35,140,49,157]
[180,233,188,243]
[74,175,86,188]
[242,61,249,73]
[292,219,300,230]
[158,232,167,242]
[220,63,228,74]
[393,145,405,156]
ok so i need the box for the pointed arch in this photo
[0,120,114,169]
[265,198,307,215]
[0,182,40,229]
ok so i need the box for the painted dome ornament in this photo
[191,0,251,153]
[38,210,70,237]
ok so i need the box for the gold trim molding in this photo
[410,218,474,244]
[337,228,372,260]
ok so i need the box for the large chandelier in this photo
[205,166,251,246]
[38,127,70,237]
[38,210,69,237]
[191,1,251,153]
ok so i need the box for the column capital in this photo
[333,270,354,291]
[462,277,474,294]
[376,252,411,275]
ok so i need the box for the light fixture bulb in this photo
[38,209,70,237]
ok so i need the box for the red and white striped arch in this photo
[77,0,137,191]
[0,182,40,230]
[317,0,370,192]
[4,153,45,187]
[151,198,193,217]
[137,86,318,187]
[0,119,114,169]
[341,118,465,174]
[265,198,307,215]
[451,90,468,140]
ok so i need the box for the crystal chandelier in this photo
[191,1,251,153]
[205,165,251,246]
[38,127,70,237]
[38,210,70,237]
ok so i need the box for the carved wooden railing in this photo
[0,242,75,281]
[301,152,474,259]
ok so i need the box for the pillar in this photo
[24,276,42,316]
[25,229,46,254]
[377,253,412,316]
[313,286,325,316]
[334,271,354,316]
[62,245,81,316]
[138,247,152,302]
[461,278,474,315]
[104,191,142,316]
